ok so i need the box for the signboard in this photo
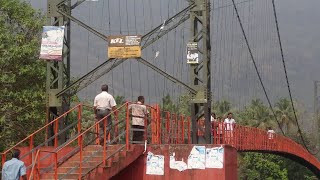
[205,147,224,168]
[107,35,141,58]
[40,26,65,61]
[186,42,198,64]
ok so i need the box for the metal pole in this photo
[46,0,71,145]
[189,0,212,144]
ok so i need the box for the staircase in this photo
[1,103,190,180]
[39,144,144,180]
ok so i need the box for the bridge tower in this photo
[189,0,212,144]
[45,0,71,144]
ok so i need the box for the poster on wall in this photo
[39,26,65,61]
[187,146,206,169]
[107,35,141,58]
[205,147,224,168]
[146,152,164,175]
[186,42,198,64]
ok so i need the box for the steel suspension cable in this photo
[271,0,319,155]
[231,0,285,135]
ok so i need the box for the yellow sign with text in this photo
[108,46,141,59]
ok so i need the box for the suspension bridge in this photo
[1,0,320,179]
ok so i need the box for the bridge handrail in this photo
[1,103,83,166]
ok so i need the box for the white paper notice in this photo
[146,152,164,175]
[187,146,206,169]
[205,147,224,168]
[170,154,187,172]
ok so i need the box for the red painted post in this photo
[103,117,107,166]
[54,153,58,180]
[79,135,83,180]
[29,135,34,166]
[77,104,82,145]
[181,116,184,144]
[54,119,59,148]
[115,110,119,143]
[175,114,178,144]
[166,112,170,143]
[125,102,130,151]
[37,151,41,180]
[188,117,191,144]
[2,153,5,167]
[157,105,161,144]
[144,111,147,141]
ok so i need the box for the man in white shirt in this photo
[128,96,149,143]
[94,84,117,145]
[211,112,216,122]
[224,112,236,144]
[2,149,27,180]
[267,127,275,140]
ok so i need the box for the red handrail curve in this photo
[1,104,83,166]
[209,122,320,176]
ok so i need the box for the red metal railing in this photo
[5,102,319,178]
[22,102,191,179]
[1,104,83,168]
[208,122,320,171]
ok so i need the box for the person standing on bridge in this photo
[94,84,117,145]
[1,149,27,180]
[128,96,149,143]
[224,112,236,144]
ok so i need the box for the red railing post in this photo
[157,105,161,144]
[54,118,59,148]
[188,117,191,144]
[1,153,5,167]
[29,135,34,166]
[54,152,58,180]
[115,110,119,143]
[181,116,184,144]
[166,112,170,143]
[77,104,82,145]
[144,112,147,141]
[103,118,107,166]
[79,135,83,180]
[125,102,130,151]
[37,151,41,180]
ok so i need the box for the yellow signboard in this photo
[107,35,142,59]
[108,46,141,59]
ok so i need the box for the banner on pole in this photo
[186,42,198,64]
[107,35,141,59]
[40,26,65,61]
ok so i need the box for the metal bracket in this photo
[47,0,64,17]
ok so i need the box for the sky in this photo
[27,0,320,131]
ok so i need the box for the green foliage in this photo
[213,100,232,117]
[0,0,45,151]
[238,99,274,129]
[161,93,191,116]
[239,153,288,180]
[275,98,296,134]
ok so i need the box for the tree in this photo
[212,100,232,118]
[239,99,274,129]
[275,98,296,134]
[161,94,178,112]
[239,153,288,180]
[0,0,45,151]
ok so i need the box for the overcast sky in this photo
[27,0,320,126]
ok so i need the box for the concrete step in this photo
[56,166,92,174]
[41,173,85,179]
[60,160,101,167]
